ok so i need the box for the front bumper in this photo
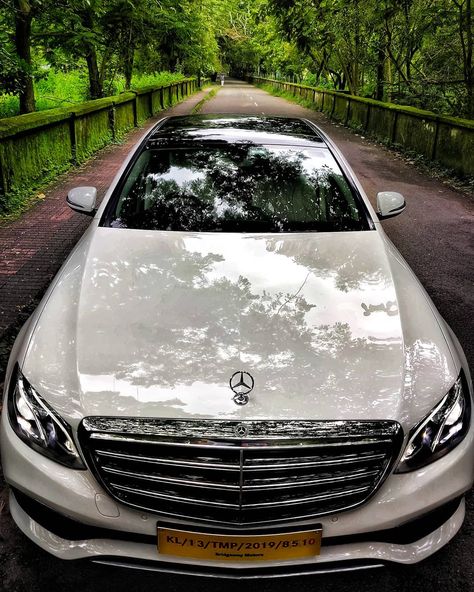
[2,408,474,575]
[9,490,466,576]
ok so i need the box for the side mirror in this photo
[376,191,406,220]
[67,187,97,216]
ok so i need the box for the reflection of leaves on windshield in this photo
[307,166,361,223]
[112,145,366,232]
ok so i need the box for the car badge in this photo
[234,424,249,438]
[229,371,254,406]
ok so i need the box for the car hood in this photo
[22,228,458,430]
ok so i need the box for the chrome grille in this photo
[79,419,402,527]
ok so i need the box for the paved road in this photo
[0,80,473,592]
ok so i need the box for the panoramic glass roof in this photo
[150,115,324,145]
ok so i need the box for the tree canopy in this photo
[0,0,472,117]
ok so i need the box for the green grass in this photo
[258,83,317,110]
[0,70,89,118]
[35,69,89,108]
[116,71,186,93]
[0,70,188,119]
[191,84,218,114]
[0,95,21,118]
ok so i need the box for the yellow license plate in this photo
[157,527,322,561]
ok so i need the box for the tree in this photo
[14,0,35,113]
[1,0,473,117]
[24,0,109,99]
[451,0,473,116]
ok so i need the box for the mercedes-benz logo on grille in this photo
[229,371,254,406]
[234,424,249,437]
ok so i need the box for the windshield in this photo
[103,144,370,232]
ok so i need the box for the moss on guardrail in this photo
[251,77,474,178]
[0,78,199,215]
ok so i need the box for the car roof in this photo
[146,115,327,149]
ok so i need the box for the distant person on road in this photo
[220,74,225,86]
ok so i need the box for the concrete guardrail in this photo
[0,78,200,213]
[251,77,474,178]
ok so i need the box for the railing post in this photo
[132,92,138,127]
[108,105,116,141]
[345,98,351,126]
[330,94,336,119]
[365,103,371,132]
[148,91,153,116]
[431,118,440,160]
[69,112,78,165]
[0,147,8,200]
[391,110,399,144]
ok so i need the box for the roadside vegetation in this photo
[1,0,473,120]
[0,70,187,118]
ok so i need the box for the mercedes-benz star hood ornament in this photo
[229,371,254,406]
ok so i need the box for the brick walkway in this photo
[0,88,212,338]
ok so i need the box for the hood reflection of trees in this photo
[84,238,402,416]
[264,236,389,293]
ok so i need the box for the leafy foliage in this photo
[0,0,472,117]
[266,0,474,117]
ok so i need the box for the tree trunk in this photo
[123,25,134,90]
[85,51,103,98]
[455,0,474,116]
[124,60,133,90]
[15,0,35,114]
[353,0,361,95]
[375,37,385,101]
[465,0,473,117]
[315,50,328,82]
[386,55,393,102]
[403,0,412,82]
[80,9,103,99]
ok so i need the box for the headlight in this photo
[396,372,471,473]
[7,367,85,469]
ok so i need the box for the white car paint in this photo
[19,227,457,430]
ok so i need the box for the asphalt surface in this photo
[0,80,473,591]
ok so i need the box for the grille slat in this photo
[91,432,394,449]
[112,484,242,509]
[243,470,380,490]
[241,454,387,470]
[80,418,402,527]
[243,486,372,508]
[102,467,242,491]
[96,449,241,471]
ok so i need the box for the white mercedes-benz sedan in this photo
[1,115,473,578]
